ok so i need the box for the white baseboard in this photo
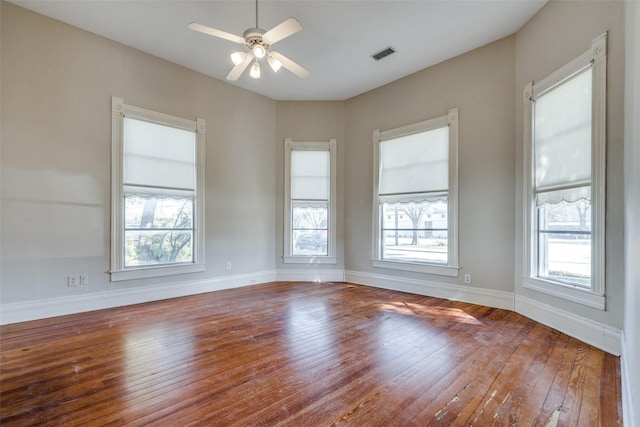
[1,270,624,360]
[621,330,636,427]
[275,269,345,283]
[344,270,515,310]
[0,270,277,325]
[0,267,515,326]
[515,294,621,356]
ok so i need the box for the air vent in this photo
[371,46,397,61]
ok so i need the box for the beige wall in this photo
[1,2,277,303]
[344,36,517,292]
[624,0,640,425]
[514,0,625,328]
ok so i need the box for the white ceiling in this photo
[10,0,548,101]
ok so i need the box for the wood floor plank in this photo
[420,311,535,426]
[0,281,622,426]
[286,304,494,426]
[433,317,546,426]
[575,346,604,427]
[556,343,590,427]
[598,350,623,426]
[534,334,581,426]
[510,330,573,426]
[491,323,564,426]
[323,304,497,426]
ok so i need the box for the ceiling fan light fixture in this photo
[230,51,246,65]
[250,61,261,79]
[268,55,282,72]
[253,44,266,59]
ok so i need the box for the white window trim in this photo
[283,138,337,264]
[522,33,606,310]
[372,108,459,277]
[110,97,205,281]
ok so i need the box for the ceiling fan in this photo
[188,0,310,81]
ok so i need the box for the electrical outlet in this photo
[79,275,88,286]
[226,261,232,270]
[464,274,471,284]
[67,275,78,287]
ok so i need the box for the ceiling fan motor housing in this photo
[243,28,270,50]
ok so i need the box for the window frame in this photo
[522,33,606,309]
[283,138,337,264]
[110,97,205,281]
[372,108,459,277]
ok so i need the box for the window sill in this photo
[372,259,459,277]
[110,263,205,282]
[283,256,337,265]
[522,276,605,310]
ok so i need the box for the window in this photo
[111,97,205,281]
[373,108,459,276]
[283,138,337,264]
[522,33,606,309]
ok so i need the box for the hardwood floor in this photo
[0,282,622,426]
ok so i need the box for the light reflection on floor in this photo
[379,301,483,325]
[284,298,335,364]
[373,301,483,375]
[123,323,195,400]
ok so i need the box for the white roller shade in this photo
[379,126,448,201]
[291,150,329,200]
[534,69,592,192]
[123,117,196,190]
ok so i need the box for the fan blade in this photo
[270,51,310,79]
[188,22,245,44]
[262,17,302,45]
[226,52,254,81]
